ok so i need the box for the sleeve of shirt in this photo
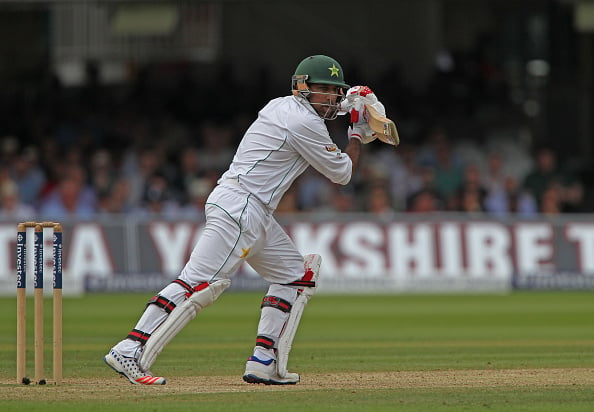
[286,115,353,185]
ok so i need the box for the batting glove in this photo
[348,124,377,144]
[339,85,379,112]
[348,99,368,125]
[346,85,376,100]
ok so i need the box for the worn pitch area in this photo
[1,368,593,400]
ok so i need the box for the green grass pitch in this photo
[0,291,593,411]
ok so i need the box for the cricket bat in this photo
[365,104,400,146]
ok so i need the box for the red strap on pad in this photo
[185,282,209,298]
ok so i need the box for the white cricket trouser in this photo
[116,183,304,357]
[180,182,305,285]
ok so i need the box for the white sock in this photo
[253,347,276,361]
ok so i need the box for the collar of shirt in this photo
[293,95,320,117]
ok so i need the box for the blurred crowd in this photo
[0,60,590,221]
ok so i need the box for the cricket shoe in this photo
[242,356,300,385]
[103,349,166,385]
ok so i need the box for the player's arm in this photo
[344,134,361,175]
[287,119,353,185]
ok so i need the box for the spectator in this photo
[96,177,132,215]
[122,144,166,210]
[540,184,563,215]
[195,122,236,176]
[483,151,507,197]
[11,147,46,208]
[418,129,464,209]
[522,147,584,212]
[133,173,179,218]
[38,165,97,219]
[406,166,445,212]
[407,189,442,213]
[171,145,204,205]
[296,169,333,211]
[452,164,487,212]
[0,136,19,168]
[366,183,397,220]
[315,185,356,215]
[459,188,485,213]
[179,177,214,220]
[0,179,36,220]
[374,143,423,212]
[89,149,120,201]
[485,176,538,217]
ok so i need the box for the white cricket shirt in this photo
[218,95,353,210]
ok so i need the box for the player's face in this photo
[308,84,344,120]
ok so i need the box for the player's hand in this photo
[346,85,376,100]
[339,85,378,112]
[348,125,377,144]
[339,85,383,125]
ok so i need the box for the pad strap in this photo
[172,279,210,298]
[286,280,315,288]
[172,278,193,295]
[261,295,292,313]
[255,335,275,349]
[127,329,151,346]
[147,295,177,314]
[285,268,316,288]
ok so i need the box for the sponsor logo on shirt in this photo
[325,144,338,152]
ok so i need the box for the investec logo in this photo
[33,233,41,285]
[53,233,63,288]
[16,233,25,288]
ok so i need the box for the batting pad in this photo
[276,254,321,378]
[138,279,231,372]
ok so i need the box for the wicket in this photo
[16,221,63,385]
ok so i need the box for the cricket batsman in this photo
[104,54,384,385]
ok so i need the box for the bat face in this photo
[365,104,400,146]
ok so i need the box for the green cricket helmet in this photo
[291,55,349,120]
[292,55,350,89]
